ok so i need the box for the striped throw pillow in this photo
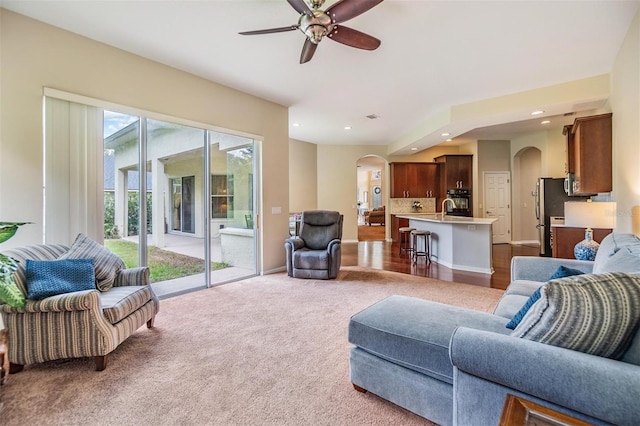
[59,234,124,292]
[511,272,640,359]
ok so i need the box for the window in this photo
[211,174,233,218]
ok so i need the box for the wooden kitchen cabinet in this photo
[563,113,612,195]
[389,162,439,198]
[551,226,612,259]
[390,216,410,242]
[434,154,473,210]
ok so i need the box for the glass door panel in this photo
[103,111,141,267]
[145,119,206,295]
[209,131,257,284]
[101,111,258,296]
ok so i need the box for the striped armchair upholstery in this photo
[0,243,159,372]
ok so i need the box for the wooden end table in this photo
[499,394,593,426]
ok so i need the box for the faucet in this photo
[441,198,456,219]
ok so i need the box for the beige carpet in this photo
[0,267,504,425]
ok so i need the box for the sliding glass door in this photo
[208,132,257,281]
[44,94,259,298]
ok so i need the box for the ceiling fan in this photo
[239,0,383,64]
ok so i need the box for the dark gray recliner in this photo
[284,210,343,279]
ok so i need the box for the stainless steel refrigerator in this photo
[534,177,589,256]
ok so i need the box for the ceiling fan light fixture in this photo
[304,24,328,43]
[241,0,383,63]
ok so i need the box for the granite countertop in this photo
[396,213,497,225]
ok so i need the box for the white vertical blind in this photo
[44,97,104,244]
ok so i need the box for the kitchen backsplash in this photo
[389,198,436,214]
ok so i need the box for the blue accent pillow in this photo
[25,259,96,300]
[549,265,585,280]
[506,265,585,329]
[506,287,542,329]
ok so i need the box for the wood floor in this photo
[346,230,539,290]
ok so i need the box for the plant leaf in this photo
[0,222,30,244]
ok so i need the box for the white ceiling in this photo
[3,0,638,153]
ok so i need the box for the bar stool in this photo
[411,229,431,264]
[398,227,416,256]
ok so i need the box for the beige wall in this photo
[289,139,317,213]
[611,9,640,233]
[512,147,542,243]
[316,145,387,242]
[0,9,289,272]
[476,140,511,218]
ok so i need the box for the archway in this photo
[356,155,387,241]
[513,147,542,246]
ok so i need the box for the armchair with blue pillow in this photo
[348,232,640,425]
[0,233,159,372]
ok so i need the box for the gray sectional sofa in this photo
[348,232,640,425]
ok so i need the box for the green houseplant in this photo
[0,222,30,308]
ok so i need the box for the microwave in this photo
[564,173,575,196]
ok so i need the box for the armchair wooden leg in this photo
[9,363,24,374]
[353,383,367,393]
[147,316,155,329]
[94,355,108,371]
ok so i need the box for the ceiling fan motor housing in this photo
[299,10,333,44]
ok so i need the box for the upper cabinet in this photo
[563,113,612,195]
[390,162,439,198]
[434,154,473,192]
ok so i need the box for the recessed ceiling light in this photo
[441,132,450,137]
[411,147,418,151]
[292,123,300,127]
[541,120,551,125]
[531,110,544,115]
[446,138,452,142]
[344,126,352,130]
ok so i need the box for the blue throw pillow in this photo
[506,266,585,329]
[548,265,585,280]
[25,258,96,300]
[506,287,542,329]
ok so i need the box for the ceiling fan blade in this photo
[325,0,384,24]
[287,0,313,15]
[239,25,299,36]
[300,39,318,64]
[327,25,381,50]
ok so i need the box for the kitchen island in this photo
[396,214,497,274]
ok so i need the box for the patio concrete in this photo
[123,232,257,298]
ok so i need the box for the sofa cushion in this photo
[25,258,96,300]
[505,287,541,330]
[2,244,70,295]
[59,233,125,292]
[505,266,585,329]
[293,249,329,270]
[100,285,156,324]
[596,244,640,275]
[501,280,543,297]
[593,233,640,273]
[512,272,640,359]
[348,295,510,384]
[493,280,542,319]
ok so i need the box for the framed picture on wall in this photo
[372,170,382,180]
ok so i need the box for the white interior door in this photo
[483,172,511,244]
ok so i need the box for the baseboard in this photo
[263,266,287,275]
